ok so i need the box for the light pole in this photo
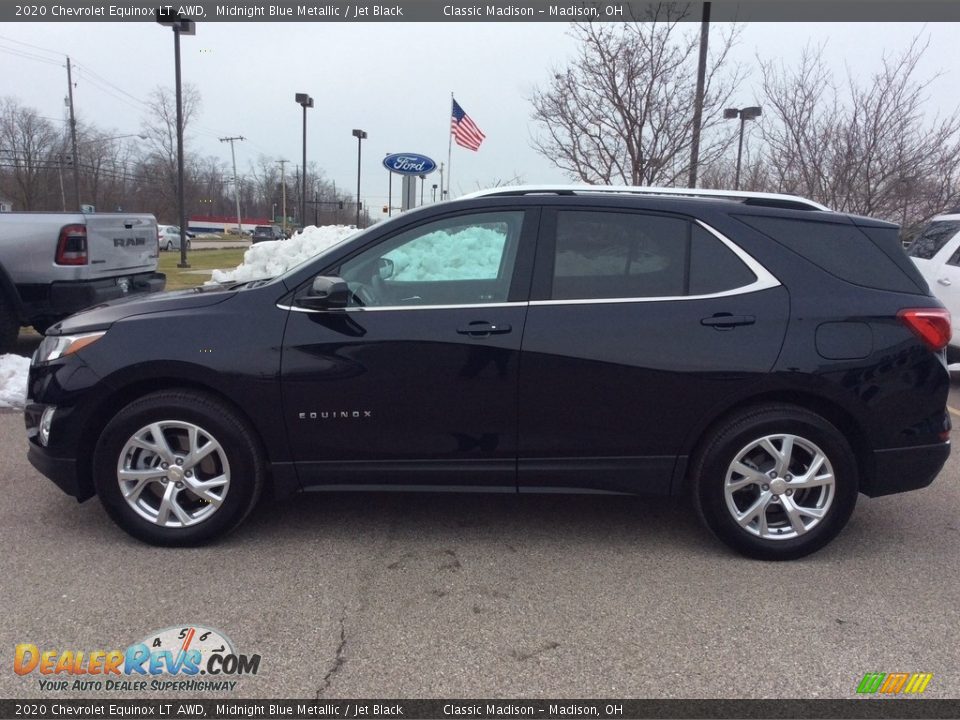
[431,184,438,203]
[157,8,195,268]
[352,128,367,228]
[295,93,313,230]
[724,106,761,191]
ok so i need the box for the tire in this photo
[166,240,174,251]
[690,404,858,560]
[93,390,265,546]
[0,293,20,353]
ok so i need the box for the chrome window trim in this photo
[529,219,781,306]
[278,301,528,313]
[278,220,781,313]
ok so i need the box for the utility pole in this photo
[278,159,289,235]
[220,135,245,234]
[688,1,711,189]
[294,165,300,225]
[65,57,81,210]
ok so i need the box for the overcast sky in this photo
[2,19,959,213]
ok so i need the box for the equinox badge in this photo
[299,410,372,420]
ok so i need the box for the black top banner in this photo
[3,699,960,720]
[4,1,960,23]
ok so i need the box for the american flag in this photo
[451,99,485,151]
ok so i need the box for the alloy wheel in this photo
[723,433,835,540]
[116,420,231,528]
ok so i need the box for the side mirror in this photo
[377,257,395,280]
[298,276,349,310]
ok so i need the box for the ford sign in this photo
[382,153,437,176]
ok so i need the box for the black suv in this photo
[25,187,951,559]
[251,225,286,243]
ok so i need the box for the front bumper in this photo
[27,441,90,502]
[863,442,951,497]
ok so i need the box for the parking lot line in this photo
[949,406,960,418]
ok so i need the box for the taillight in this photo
[56,224,88,265]
[898,308,952,351]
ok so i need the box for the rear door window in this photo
[549,210,756,300]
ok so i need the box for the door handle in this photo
[938,278,952,286]
[457,321,512,336]
[701,313,756,329]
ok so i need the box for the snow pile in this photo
[0,354,30,409]
[210,225,357,283]
[385,227,506,281]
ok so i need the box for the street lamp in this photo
[157,8,195,268]
[352,128,367,228]
[295,93,313,229]
[724,106,761,191]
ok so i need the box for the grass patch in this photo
[158,248,247,290]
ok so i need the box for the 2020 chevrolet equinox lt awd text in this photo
[25,186,951,559]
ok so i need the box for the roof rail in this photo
[460,184,830,211]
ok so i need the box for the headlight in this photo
[35,331,106,363]
[39,406,55,446]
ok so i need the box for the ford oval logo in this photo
[382,153,437,176]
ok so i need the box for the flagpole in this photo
[446,91,454,200]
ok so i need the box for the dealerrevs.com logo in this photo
[856,673,933,695]
[14,625,261,693]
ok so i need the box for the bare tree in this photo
[759,36,960,232]
[140,84,201,219]
[0,97,64,209]
[529,8,744,186]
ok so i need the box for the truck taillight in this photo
[898,308,952,351]
[56,224,88,265]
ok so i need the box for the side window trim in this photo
[528,217,781,306]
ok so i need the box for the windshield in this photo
[275,227,365,281]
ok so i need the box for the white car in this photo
[157,224,193,251]
[907,210,960,360]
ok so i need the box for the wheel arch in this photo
[673,389,872,496]
[75,376,297,502]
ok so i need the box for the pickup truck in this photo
[0,212,165,352]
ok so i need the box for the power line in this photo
[0,33,64,58]
[0,44,63,67]
[75,63,148,109]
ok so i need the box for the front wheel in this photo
[166,240,174,251]
[691,404,858,560]
[93,390,265,546]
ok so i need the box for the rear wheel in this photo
[93,390,264,546]
[691,404,858,560]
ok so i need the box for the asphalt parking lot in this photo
[1,335,958,700]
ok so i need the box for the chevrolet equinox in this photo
[25,186,952,559]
